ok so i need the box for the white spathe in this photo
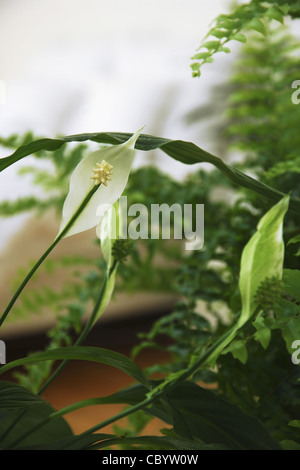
[58,129,142,238]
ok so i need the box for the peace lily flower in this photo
[59,128,143,238]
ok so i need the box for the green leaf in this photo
[0,381,72,449]
[165,401,193,440]
[1,132,299,212]
[230,32,247,43]
[283,269,300,303]
[280,440,300,450]
[253,317,271,350]
[0,138,65,171]
[224,340,248,364]
[191,52,211,60]
[49,384,148,420]
[122,382,279,450]
[288,420,300,429]
[162,382,279,450]
[265,7,284,24]
[238,195,289,326]
[247,18,266,36]
[211,30,227,39]
[0,380,43,411]
[218,46,231,53]
[201,40,220,50]
[56,381,279,450]
[0,132,168,172]
[282,317,300,354]
[203,57,214,64]
[255,327,271,350]
[288,234,300,246]
[0,346,148,387]
[207,196,289,365]
[190,63,201,75]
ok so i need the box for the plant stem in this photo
[3,312,244,449]
[4,262,118,450]
[53,326,239,449]
[60,397,155,450]
[0,184,99,327]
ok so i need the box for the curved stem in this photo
[0,184,99,327]
[5,264,117,450]
[4,318,238,449]
[60,396,154,450]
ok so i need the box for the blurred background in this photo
[0,0,233,247]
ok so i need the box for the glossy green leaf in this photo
[288,420,300,429]
[282,317,300,354]
[230,32,247,43]
[49,384,147,420]
[247,18,266,36]
[207,196,289,365]
[280,440,300,450]
[1,132,299,212]
[161,382,280,450]
[0,346,148,387]
[224,340,248,364]
[238,195,289,326]
[87,381,279,450]
[283,269,300,302]
[265,7,284,23]
[288,234,300,246]
[202,40,221,50]
[253,317,271,350]
[0,380,43,411]
[0,381,72,449]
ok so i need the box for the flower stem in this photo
[3,263,118,450]
[0,184,99,328]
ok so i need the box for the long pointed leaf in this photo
[0,381,72,449]
[0,346,148,386]
[1,132,298,212]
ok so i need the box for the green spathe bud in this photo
[59,128,143,238]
